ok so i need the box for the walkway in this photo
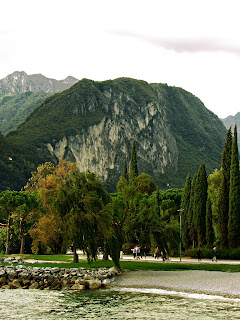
[75,251,240,265]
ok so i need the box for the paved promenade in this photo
[119,254,240,265]
[75,251,240,265]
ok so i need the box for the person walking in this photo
[143,246,147,259]
[132,246,137,259]
[154,247,160,259]
[197,248,203,262]
[136,245,141,260]
[212,246,217,262]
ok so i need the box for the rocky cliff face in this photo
[47,89,178,183]
[0,71,78,96]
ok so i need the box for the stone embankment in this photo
[0,264,120,291]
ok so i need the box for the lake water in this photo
[1,287,240,320]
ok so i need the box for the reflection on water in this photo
[0,288,240,320]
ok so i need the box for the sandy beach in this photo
[114,270,240,298]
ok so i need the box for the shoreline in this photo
[113,269,240,299]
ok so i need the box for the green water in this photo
[0,288,240,319]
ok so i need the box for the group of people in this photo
[154,247,169,261]
[132,245,148,259]
[197,246,217,262]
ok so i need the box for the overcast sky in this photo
[1,0,240,118]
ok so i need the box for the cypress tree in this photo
[188,174,197,248]
[129,140,138,182]
[218,175,229,247]
[218,127,232,248]
[193,163,208,247]
[222,127,233,186]
[122,160,128,181]
[228,125,240,248]
[206,196,214,247]
[181,173,191,249]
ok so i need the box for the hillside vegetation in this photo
[3,78,226,190]
[0,91,50,135]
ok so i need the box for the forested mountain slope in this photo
[5,78,226,190]
[0,91,50,134]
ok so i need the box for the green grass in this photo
[1,255,240,272]
[118,261,240,272]
[0,254,73,262]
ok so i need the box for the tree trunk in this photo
[102,241,109,260]
[73,244,79,263]
[5,214,12,254]
[19,218,25,254]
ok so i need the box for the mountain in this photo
[0,71,78,96]
[0,91,50,135]
[0,132,37,191]
[5,77,227,191]
[221,113,240,149]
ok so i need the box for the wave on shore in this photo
[113,287,240,302]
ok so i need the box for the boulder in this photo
[102,278,111,287]
[88,279,102,290]
[11,279,22,289]
[29,282,39,289]
[70,284,85,290]
[108,266,121,276]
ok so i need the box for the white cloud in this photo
[1,0,240,118]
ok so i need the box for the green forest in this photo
[1,127,240,267]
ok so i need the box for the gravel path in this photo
[114,270,240,298]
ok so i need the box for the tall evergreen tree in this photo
[193,163,208,246]
[129,140,138,182]
[122,160,128,181]
[222,127,233,186]
[206,196,214,247]
[228,125,240,248]
[181,173,191,249]
[218,127,232,248]
[218,175,229,247]
[188,174,197,248]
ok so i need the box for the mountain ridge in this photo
[0,71,78,96]
[5,77,226,190]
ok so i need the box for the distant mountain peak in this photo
[0,71,79,96]
[62,76,78,83]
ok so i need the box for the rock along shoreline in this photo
[0,263,120,291]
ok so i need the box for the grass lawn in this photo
[1,255,240,272]
[0,254,73,262]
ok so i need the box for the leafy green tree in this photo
[56,170,114,264]
[193,163,208,246]
[207,169,222,241]
[135,173,157,195]
[17,192,39,254]
[0,191,37,254]
[228,126,240,248]
[206,196,214,247]
[129,140,138,182]
[26,160,77,254]
[181,173,191,249]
